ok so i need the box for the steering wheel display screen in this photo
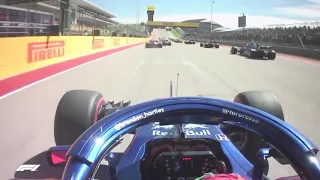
[152,151,220,180]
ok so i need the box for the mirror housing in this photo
[47,149,67,166]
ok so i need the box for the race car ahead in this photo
[200,41,220,48]
[145,40,163,48]
[159,38,172,46]
[171,39,183,43]
[162,40,171,46]
[14,74,320,180]
[230,43,276,60]
[184,39,196,44]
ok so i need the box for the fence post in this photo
[297,34,305,49]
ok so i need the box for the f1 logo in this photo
[215,134,229,141]
[16,164,40,172]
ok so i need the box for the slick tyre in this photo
[233,91,285,175]
[230,47,237,54]
[248,50,256,59]
[268,52,276,60]
[234,90,284,121]
[54,90,106,145]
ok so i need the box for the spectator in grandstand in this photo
[180,21,320,47]
[219,26,320,47]
[0,1,146,37]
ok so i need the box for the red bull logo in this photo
[27,41,65,63]
[152,129,211,136]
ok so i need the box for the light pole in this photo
[210,0,215,32]
[137,0,140,25]
[136,0,140,29]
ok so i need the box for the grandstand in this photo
[174,18,320,47]
[176,18,223,39]
[0,0,146,37]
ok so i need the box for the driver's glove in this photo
[195,173,247,180]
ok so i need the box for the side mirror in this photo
[47,150,67,166]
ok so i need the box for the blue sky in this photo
[89,0,320,27]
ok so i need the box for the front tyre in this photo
[232,91,285,175]
[268,52,276,60]
[54,90,106,145]
[230,47,237,54]
[248,50,255,59]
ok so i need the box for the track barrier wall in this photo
[0,36,149,80]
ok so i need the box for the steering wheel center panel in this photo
[115,122,253,180]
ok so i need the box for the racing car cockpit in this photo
[247,43,259,49]
[138,115,271,180]
[15,91,320,180]
[140,126,232,180]
[252,43,258,49]
[62,96,320,180]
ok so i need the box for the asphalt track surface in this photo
[1,29,320,179]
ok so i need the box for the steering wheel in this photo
[61,97,320,180]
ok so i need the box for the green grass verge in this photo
[170,28,184,38]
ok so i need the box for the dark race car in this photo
[200,41,219,48]
[159,39,172,46]
[162,40,172,46]
[184,40,196,44]
[145,40,163,48]
[170,38,182,43]
[230,43,276,60]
